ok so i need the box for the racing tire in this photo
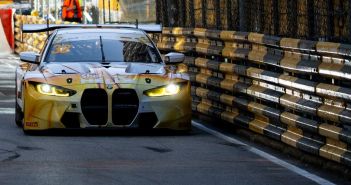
[15,79,23,128]
[15,103,23,128]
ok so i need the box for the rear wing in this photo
[21,23,162,33]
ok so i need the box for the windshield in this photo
[45,32,162,63]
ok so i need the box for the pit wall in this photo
[157,27,351,167]
[14,15,351,167]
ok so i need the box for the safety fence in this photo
[13,15,351,168]
[156,27,351,167]
[157,0,351,44]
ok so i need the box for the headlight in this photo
[36,83,76,97]
[144,83,181,97]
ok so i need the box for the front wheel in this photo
[15,103,23,127]
[15,80,23,128]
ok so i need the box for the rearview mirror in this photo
[20,51,40,64]
[164,52,185,64]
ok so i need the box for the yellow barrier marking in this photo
[196,43,210,54]
[318,63,347,79]
[196,103,211,114]
[220,31,236,40]
[220,94,234,106]
[194,28,207,37]
[319,145,343,163]
[278,75,298,87]
[200,68,212,76]
[280,94,300,110]
[316,42,340,54]
[280,57,300,70]
[221,111,238,124]
[195,87,209,98]
[316,83,341,99]
[195,74,209,84]
[220,79,236,91]
[280,38,300,48]
[172,27,183,35]
[219,63,235,73]
[280,112,298,127]
[318,123,342,140]
[222,47,235,58]
[255,114,270,122]
[317,105,343,123]
[319,138,347,163]
[248,33,264,44]
[195,58,209,68]
[249,119,269,134]
[247,102,265,115]
[247,85,266,98]
[248,50,266,63]
[281,131,303,147]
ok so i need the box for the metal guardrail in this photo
[157,27,351,167]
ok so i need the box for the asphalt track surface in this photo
[0,55,349,185]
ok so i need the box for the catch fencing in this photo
[157,0,351,44]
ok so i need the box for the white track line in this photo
[192,121,335,185]
[0,108,15,114]
[0,80,14,84]
[0,85,15,88]
[0,99,15,103]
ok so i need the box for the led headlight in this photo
[36,83,76,97]
[144,83,181,97]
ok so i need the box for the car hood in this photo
[38,62,174,86]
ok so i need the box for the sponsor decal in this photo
[25,122,38,127]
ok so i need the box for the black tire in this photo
[15,77,23,128]
[15,102,23,127]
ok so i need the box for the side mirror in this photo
[164,52,185,64]
[20,51,40,64]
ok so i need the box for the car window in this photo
[45,32,161,63]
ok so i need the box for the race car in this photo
[15,24,191,133]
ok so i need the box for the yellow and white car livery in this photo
[15,25,191,133]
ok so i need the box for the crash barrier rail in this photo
[156,27,351,167]
[14,15,351,167]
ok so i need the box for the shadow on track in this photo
[23,128,196,137]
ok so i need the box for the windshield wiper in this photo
[99,36,109,65]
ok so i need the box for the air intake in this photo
[112,89,139,125]
[81,89,108,125]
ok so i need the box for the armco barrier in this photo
[157,27,351,167]
[14,16,351,167]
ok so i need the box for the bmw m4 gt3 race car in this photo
[15,24,191,133]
